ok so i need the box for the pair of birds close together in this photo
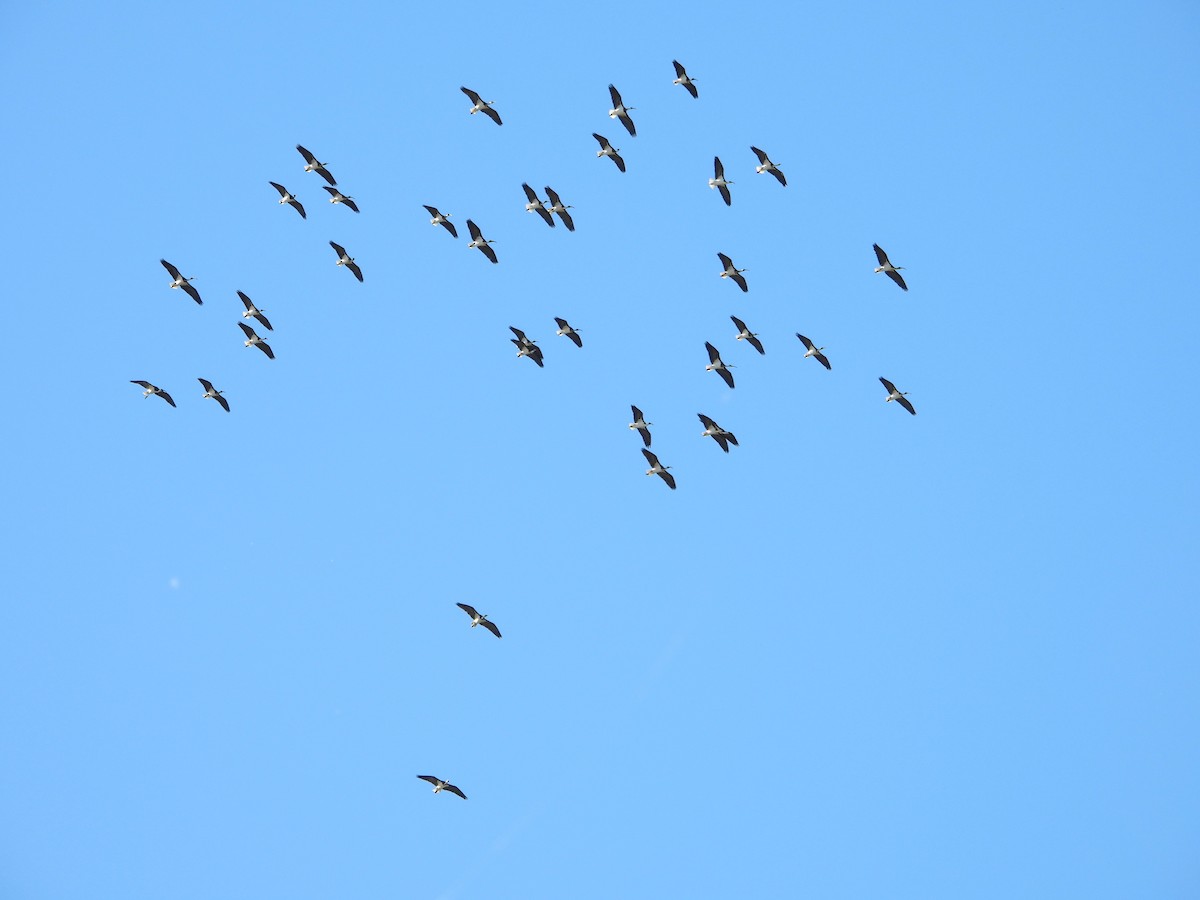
[130,379,229,412]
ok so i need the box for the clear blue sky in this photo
[2,2,1197,897]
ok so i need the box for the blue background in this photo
[2,2,1197,897]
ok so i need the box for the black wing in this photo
[717,367,735,389]
[480,243,498,264]
[796,333,814,351]
[482,106,502,126]
[714,156,725,180]
[815,352,831,371]
[535,206,555,227]
[747,335,764,355]
[769,167,787,187]
[457,602,479,619]
[315,165,337,187]
[417,775,441,786]
[330,241,347,258]
[592,133,610,150]
[898,397,917,415]
[346,261,364,282]
[130,380,152,389]
[887,269,908,291]
[642,448,660,468]
[160,259,182,280]
[238,290,254,311]
[157,390,176,408]
[198,377,214,392]
[879,377,898,394]
[290,199,307,218]
[659,470,677,490]
[214,393,230,412]
[440,218,457,237]
[610,151,626,172]
[461,86,482,104]
[269,181,289,197]
[182,283,202,305]
[717,252,733,270]
[444,784,468,799]
[608,84,623,108]
[254,311,273,331]
[510,326,530,343]
[467,219,483,241]
[239,322,257,340]
[521,183,539,203]
[705,341,721,364]
[683,81,698,99]
[567,331,582,348]
[256,341,275,360]
[619,111,636,137]
[713,434,731,453]
[698,413,717,429]
[731,272,748,293]
[873,243,890,266]
[423,205,440,217]
[481,620,502,639]
[545,186,563,206]
[296,144,316,164]
[718,184,731,206]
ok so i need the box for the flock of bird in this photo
[132,61,918,800]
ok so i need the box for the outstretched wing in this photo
[330,241,347,258]
[198,378,214,392]
[717,368,735,389]
[467,219,483,241]
[181,283,202,305]
[769,167,787,187]
[346,261,364,282]
[160,258,182,280]
[796,333,814,351]
[887,268,908,291]
[157,390,176,408]
[239,322,257,340]
[296,144,316,164]
[731,272,748,293]
[444,783,468,799]
[481,620,502,639]
[898,396,917,416]
[457,602,480,619]
[873,244,890,267]
[879,377,898,394]
[460,86,481,104]
[482,106,502,126]
[608,84,623,108]
[659,470,677,490]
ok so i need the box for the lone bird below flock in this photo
[329,241,363,281]
[423,205,457,238]
[237,291,273,331]
[879,377,916,415]
[705,342,736,389]
[160,259,202,305]
[544,186,575,231]
[709,157,733,206]
[642,448,676,490]
[592,134,626,172]
[750,146,787,186]
[467,219,498,263]
[521,183,555,228]
[672,60,698,98]
[698,414,738,453]
[268,182,306,219]
[873,244,908,291]
[731,316,764,355]
[239,322,274,359]
[796,333,831,370]
[323,186,359,213]
[554,317,582,347]
[608,84,637,137]
[629,405,652,447]
[198,378,229,412]
[456,602,502,638]
[717,253,748,293]
[417,775,467,799]
[130,381,175,407]
[461,87,502,126]
[296,144,336,186]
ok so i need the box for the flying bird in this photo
[467,219,498,263]
[236,291,272,331]
[417,775,467,799]
[709,157,733,206]
[796,334,831,370]
[521,183,555,228]
[705,342,735,389]
[554,317,582,347]
[461,86,502,125]
[608,84,637,136]
[730,316,764,355]
[717,253,748,292]
[198,378,230,412]
[329,241,363,281]
[510,326,543,367]
[698,413,738,453]
[322,186,359,212]
[592,133,626,172]
[629,405,652,447]
[268,182,306,219]
[873,244,908,291]
[239,322,274,359]
[544,186,575,231]
[456,602,502,638]
[879,377,916,415]
[296,144,336,186]
[130,380,175,407]
[750,146,787,186]
[423,205,457,238]
[642,448,676,490]
[672,60,698,98]
[160,259,202,305]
